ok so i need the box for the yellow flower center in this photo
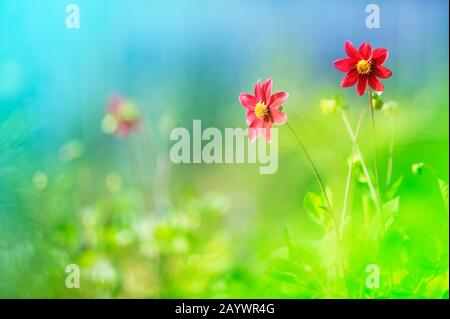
[356,59,372,75]
[254,102,268,119]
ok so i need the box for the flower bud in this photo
[412,163,425,175]
[320,94,343,115]
[320,99,337,115]
[371,91,384,110]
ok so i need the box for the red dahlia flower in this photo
[334,41,392,96]
[239,78,288,142]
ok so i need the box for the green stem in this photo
[286,122,349,297]
[141,119,155,209]
[286,122,334,219]
[126,139,150,210]
[286,123,339,231]
[369,91,386,239]
[340,161,353,236]
[341,110,379,210]
[362,195,370,229]
[339,108,367,236]
[386,114,396,187]
[369,90,383,206]
[423,163,441,179]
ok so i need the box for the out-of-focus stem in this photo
[126,139,150,210]
[386,114,396,187]
[286,122,349,297]
[369,91,383,207]
[341,110,379,210]
[362,194,370,229]
[339,108,367,236]
[369,90,386,238]
[286,122,339,236]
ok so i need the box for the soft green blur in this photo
[0,0,448,298]
[1,80,448,298]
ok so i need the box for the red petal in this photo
[373,65,392,79]
[359,42,373,60]
[239,93,256,109]
[248,118,264,142]
[265,130,271,142]
[372,48,389,65]
[265,123,272,143]
[264,122,272,143]
[269,92,289,110]
[356,76,368,96]
[254,80,261,101]
[246,109,256,125]
[261,78,273,104]
[345,41,362,60]
[368,76,384,92]
[248,128,258,142]
[334,58,355,72]
[341,69,359,87]
[271,109,287,125]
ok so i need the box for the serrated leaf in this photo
[437,178,449,209]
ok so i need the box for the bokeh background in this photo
[0,0,448,298]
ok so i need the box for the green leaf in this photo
[407,256,437,277]
[270,272,298,284]
[383,196,400,214]
[382,196,400,231]
[380,230,408,267]
[318,232,340,269]
[437,178,449,209]
[385,176,403,200]
[303,192,328,228]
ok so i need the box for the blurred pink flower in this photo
[102,96,140,137]
[239,78,288,142]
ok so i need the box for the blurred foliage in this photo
[0,0,448,296]
[1,83,448,298]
